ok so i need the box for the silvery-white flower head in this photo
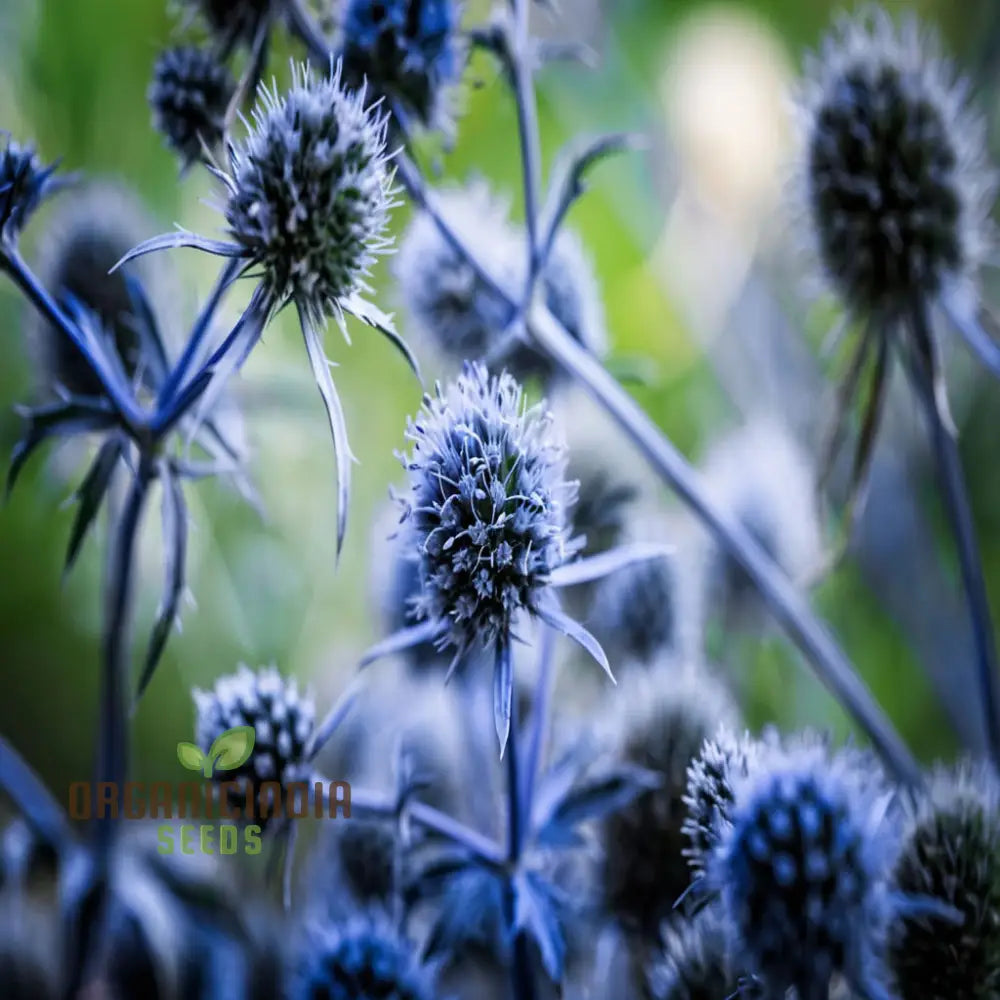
[797,6,994,319]
[890,761,1000,1000]
[0,136,63,244]
[28,181,163,399]
[601,666,740,936]
[149,46,234,167]
[339,0,466,135]
[709,739,900,1000]
[395,181,606,385]
[291,913,436,1000]
[193,664,316,829]
[225,62,396,332]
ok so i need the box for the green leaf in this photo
[176,742,205,772]
[209,726,256,773]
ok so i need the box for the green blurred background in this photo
[1,0,998,805]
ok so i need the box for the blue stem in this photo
[908,303,1000,767]
[158,257,242,407]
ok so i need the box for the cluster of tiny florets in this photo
[399,361,575,653]
[682,728,759,881]
[29,182,159,398]
[225,63,396,327]
[339,0,465,134]
[799,7,994,316]
[710,743,898,999]
[193,664,315,827]
[149,46,234,165]
[890,762,1000,1000]
[0,138,58,240]
[648,911,761,1000]
[396,182,605,384]
[291,914,436,1000]
[602,668,739,935]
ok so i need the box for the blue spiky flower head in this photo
[798,6,994,318]
[340,0,465,135]
[400,361,575,657]
[149,46,234,167]
[0,137,62,243]
[890,761,1000,1000]
[193,664,316,828]
[291,912,437,1000]
[709,741,899,1000]
[225,62,396,330]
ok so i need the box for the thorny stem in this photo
[907,302,1000,767]
[395,150,921,786]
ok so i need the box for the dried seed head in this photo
[890,761,1000,1000]
[601,667,740,936]
[193,664,316,829]
[149,46,234,166]
[798,6,994,316]
[29,181,162,398]
[396,182,605,384]
[226,63,395,327]
[400,361,575,653]
[340,0,465,134]
[291,913,436,1000]
[710,741,898,999]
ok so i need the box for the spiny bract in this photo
[340,0,465,133]
[399,361,575,655]
[710,742,898,1000]
[799,6,994,317]
[291,913,437,1000]
[149,46,234,166]
[225,62,395,328]
[193,664,315,828]
[890,761,1000,1000]
[0,137,61,241]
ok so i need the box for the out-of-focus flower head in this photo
[339,0,466,136]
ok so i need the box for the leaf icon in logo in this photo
[177,742,206,773]
[207,726,256,777]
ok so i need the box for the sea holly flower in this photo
[0,136,65,244]
[339,0,466,136]
[707,741,901,1000]
[362,362,669,755]
[890,761,1000,1000]
[149,46,235,168]
[118,62,409,554]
